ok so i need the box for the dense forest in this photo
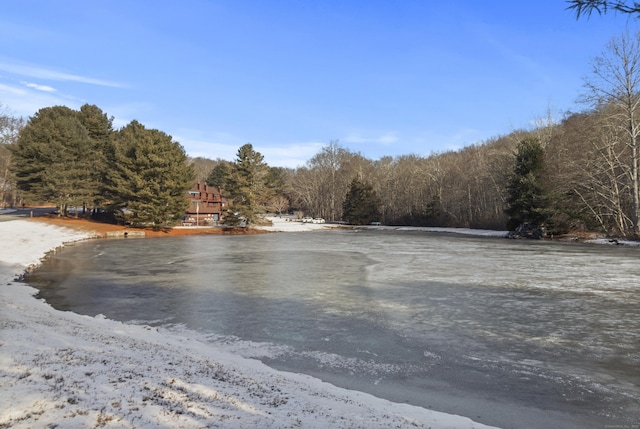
[2,31,640,238]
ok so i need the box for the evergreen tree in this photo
[77,104,113,145]
[224,143,269,225]
[266,166,289,196]
[11,106,95,216]
[77,104,114,212]
[105,120,193,227]
[505,137,551,233]
[342,178,381,225]
[205,160,232,188]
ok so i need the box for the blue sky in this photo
[0,1,637,167]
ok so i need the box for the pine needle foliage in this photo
[11,106,96,216]
[223,143,269,226]
[505,138,552,231]
[342,178,381,225]
[105,120,193,227]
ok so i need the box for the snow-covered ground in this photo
[255,216,340,232]
[0,218,497,428]
[259,216,510,237]
[357,224,509,237]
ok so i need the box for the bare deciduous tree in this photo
[189,157,220,184]
[270,195,290,216]
[0,107,24,208]
[582,31,640,236]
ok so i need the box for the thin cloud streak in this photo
[342,132,399,145]
[0,58,124,88]
[258,142,325,169]
[22,82,56,92]
[0,83,26,96]
[177,130,325,169]
[0,82,87,119]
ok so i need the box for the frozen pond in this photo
[29,229,640,429]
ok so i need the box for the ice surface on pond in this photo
[2,220,505,429]
[29,228,640,429]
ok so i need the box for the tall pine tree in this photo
[77,104,114,212]
[224,143,269,226]
[11,106,95,216]
[505,137,551,234]
[105,120,193,227]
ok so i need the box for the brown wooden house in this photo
[183,183,227,226]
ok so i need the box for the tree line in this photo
[287,31,640,238]
[2,30,640,237]
[6,105,193,227]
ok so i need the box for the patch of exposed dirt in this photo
[30,215,268,238]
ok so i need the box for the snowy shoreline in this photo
[0,218,497,428]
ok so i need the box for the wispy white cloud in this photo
[342,131,399,145]
[412,127,488,155]
[173,130,245,162]
[258,141,325,168]
[178,139,240,162]
[22,81,56,92]
[0,79,95,118]
[0,83,26,96]
[0,82,63,118]
[174,127,324,168]
[0,58,124,88]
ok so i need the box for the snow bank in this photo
[258,217,510,238]
[370,225,509,237]
[0,219,498,428]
